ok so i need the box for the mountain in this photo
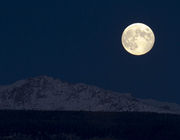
[0,76,179,114]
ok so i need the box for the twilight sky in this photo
[0,0,180,103]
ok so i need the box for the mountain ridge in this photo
[0,75,179,114]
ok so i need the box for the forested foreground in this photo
[0,110,180,140]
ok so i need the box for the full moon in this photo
[121,23,155,55]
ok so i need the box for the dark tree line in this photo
[0,110,180,140]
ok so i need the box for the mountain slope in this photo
[0,76,179,114]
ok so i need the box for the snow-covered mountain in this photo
[0,76,179,114]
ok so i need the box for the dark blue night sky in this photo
[0,0,180,103]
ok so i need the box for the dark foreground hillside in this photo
[0,110,180,140]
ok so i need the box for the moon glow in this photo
[121,23,155,55]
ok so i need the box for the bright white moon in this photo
[121,23,155,55]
